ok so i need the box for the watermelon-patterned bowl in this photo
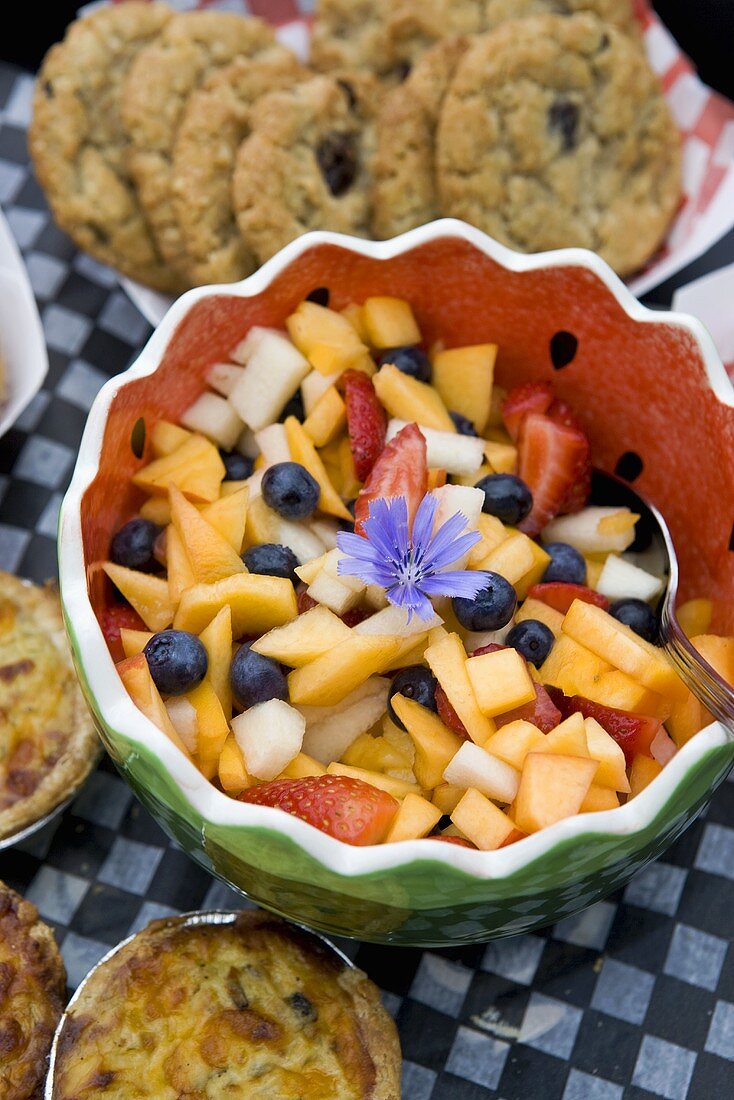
[58,221,734,946]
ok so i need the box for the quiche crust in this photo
[51,910,402,1098]
[0,573,98,841]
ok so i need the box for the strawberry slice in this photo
[528,583,610,614]
[354,422,427,537]
[502,381,554,441]
[435,684,468,737]
[238,775,398,845]
[495,682,561,733]
[546,687,661,765]
[517,413,591,536]
[343,369,387,482]
[99,603,147,660]
[547,397,582,432]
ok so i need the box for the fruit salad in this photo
[97,294,734,850]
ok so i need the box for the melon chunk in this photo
[354,604,441,638]
[584,717,632,792]
[384,793,442,842]
[301,368,340,414]
[206,361,245,397]
[484,440,518,475]
[288,634,402,707]
[302,386,346,447]
[451,788,517,850]
[443,742,520,804]
[579,785,620,813]
[252,606,351,666]
[228,329,310,430]
[103,563,174,633]
[286,301,368,375]
[514,753,597,833]
[391,695,464,789]
[201,487,248,553]
[218,733,250,794]
[691,634,734,686]
[596,555,664,603]
[629,754,663,797]
[562,599,686,700]
[362,296,421,348]
[244,496,325,565]
[466,647,536,717]
[199,604,233,718]
[166,526,196,605]
[542,507,638,555]
[425,633,495,744]
[326,763,419,799]
[151,420,191,458]
[483,720,546,770]
[284,416,352,520]
[432,344,497,433]
[180,392,243,450]
[133,434,224,502]
[374,364,455,432]
[431,784,465,813]
[386,419,484,477]
[232,699,305,781]
[117,653,190,758]
[516,598,564,636]
[300,677,390,764]
[476,532,538,587]
[539,634,613,697]
[120,628,153,658]
[169,485,247,584]
[341,733,412,775]
[188,680,230,776]
[468,514,508,568]
[677,599,713,638]
[280,752,326,779]
[174,573,297,636]
[534,712,590,759]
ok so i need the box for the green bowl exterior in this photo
[65,599,734,945]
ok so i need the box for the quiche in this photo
[0,573,98,841]
[0,880,67,1099]
[50,910,401,1098]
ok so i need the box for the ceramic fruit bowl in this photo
[58,221,734,946]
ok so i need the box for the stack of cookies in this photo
[30,0,681,292]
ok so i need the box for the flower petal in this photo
[426,511,480,568]
[338,558,394,588]
[429,529,482,570]
[410,493,437,550]
[336,530,384,563]
[386,581,435,621]
[419,569,489,600]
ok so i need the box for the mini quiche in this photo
[50,910,401,1098]
[0,880,66,1100]
[0,573,97,840]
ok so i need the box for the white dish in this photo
[0,206,48,436]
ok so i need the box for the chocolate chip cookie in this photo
[233,75,381,263]
[122,11,281,279]
[172,47,308,286]
[436,14,681,277]
[373,37,469,238]
[29,2,183,293]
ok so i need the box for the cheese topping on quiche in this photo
[51,911,401,1098]
[0,573,97,840]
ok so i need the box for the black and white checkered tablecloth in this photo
[0,62,732,1100]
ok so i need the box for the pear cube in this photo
[443,742,520,804]
[180,392,243,450]
[300,676,390,764]
[232,699,305,781]
[386,419,484,477]
[228,329,310,430]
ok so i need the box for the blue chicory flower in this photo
[336,494,485,621]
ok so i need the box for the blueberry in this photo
[376,345,431,383]
[230,644,288,710]
[610,598,658,643]
[243,543,299,586]
[505,619,554,667]
[387,666,438,730]
[220,450,253,482]
[279,390,305,423]
[475,473,533,526]
[450,411,478,436]
[144,630,208,696]
[542,542,587,585]
[262,462,320,520]
[452,571,517,632]
[111,518,162,573]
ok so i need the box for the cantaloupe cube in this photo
[580,785,620,813]
[539,634,613,697]
[628,754,663,797]
[425,633,496,744]
[467,514,508,568]
[174,573,297,637]
[476,532,537,586]
[667,688,706,747]
[252,605,350,667]
[562,600,687,701]
[286,301,368,374]
[362,296,421,348]
[339,435,362,499]
[432,344,496,433]
[515,598,564,636]
[451,788,517,851]
[341,303,370,343]
[117,653,191,758]
[103,563,175,633]
[514,753,598,833]
[151,420,192,458]
[164,526,194,605]
[588,670,670,720]
[132,434,224,502]
[243,495,282,546]
[484,440,518,475]
[302,368,340,415]
[308,343,375,377]
[391,694,464,789]
[486,385,506,429]
[431,783,465,813]
[199,605,233,718]
[341,733,413,774]
[326,762,419,799]
[444,742,520,803]
[200,487,248,554]
[187,680,230,777]
[169,485,246,584]
[139,496,173,526]
[692,634,734,686]
[284,416,352,521]
[483,720,546,770]
[288,634,402,707]
[585,557,604,589]
[535,712,590,758]
[218,733,250,794]
[466,647,536,717]
[302,386,346,447]
[511,536,552,600]
[120,628,153,658]
[583,717,630,792]
[384,793,442,842]
[677,599,713,638]
[280,752,326,779]
[427,468,447,490]
[374,364,455,433]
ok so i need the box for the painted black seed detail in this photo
[729,523,734,551]
[548,99,580,152]
[615,451,644,482]
[550,330,578,369]
[306,286,330,307]
[316,132,358,196]
[288,992,317,1019]
[130,417,146,459]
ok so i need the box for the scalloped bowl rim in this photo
[58,219,734,883]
